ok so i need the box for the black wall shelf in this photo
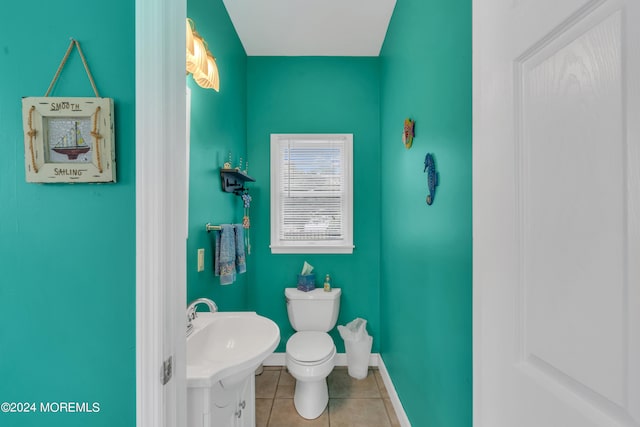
[220,169,255,194]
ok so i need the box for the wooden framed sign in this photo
[22,96,115,183]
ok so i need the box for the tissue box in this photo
[297,274,316,292]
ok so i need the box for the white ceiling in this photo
[221,0,397,56]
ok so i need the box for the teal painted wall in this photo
[186,0,248,310]
[0,1,136,426]
[246,57,381,353]
[0,1,471,425]
[379,0,472,426]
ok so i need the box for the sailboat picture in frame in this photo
[22,97,115,183]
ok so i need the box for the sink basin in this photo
[186,312,280,388]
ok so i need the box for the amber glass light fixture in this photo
[186,18,220,92]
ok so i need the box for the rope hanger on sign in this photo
[45,38,101,98]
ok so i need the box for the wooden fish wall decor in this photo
[403,118,415,149]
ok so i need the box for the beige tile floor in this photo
[255,366,401,427]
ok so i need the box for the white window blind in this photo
[270,134,354,254]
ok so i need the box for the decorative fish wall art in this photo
[403,118,415,149]
[424,153,438,205]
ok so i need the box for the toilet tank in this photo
[285,288,341,332]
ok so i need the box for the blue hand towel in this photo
[214,224,236,285]
[234,224,246,274]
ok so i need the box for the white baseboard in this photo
[263,352,380,367]
[262,352,286,366]
[377,356,412,427]
[262,352,411,427]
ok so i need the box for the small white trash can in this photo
[344,334,373,380]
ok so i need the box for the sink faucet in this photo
[186,298,218,336]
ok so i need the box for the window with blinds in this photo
[270,134,354,254]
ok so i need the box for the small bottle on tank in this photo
[323,274,332,292]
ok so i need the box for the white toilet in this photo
[285,287,341,419]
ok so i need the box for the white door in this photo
[473,0,640,426]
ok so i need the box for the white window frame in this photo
[270,133,354,254]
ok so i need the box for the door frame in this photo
[136,0,188,425]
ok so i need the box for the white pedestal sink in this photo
[186,312,279,427]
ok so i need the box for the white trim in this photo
[377,356,412,427]
[185,86,191,240]
[136,0,187,426]
[263,352,287,366]
[261,353,411,427]
[269,244,355,254]
[263,352,380,367]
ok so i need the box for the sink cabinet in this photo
[186,312,279,427]
[187,374,255,427]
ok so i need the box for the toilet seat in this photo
[286,331,334,365]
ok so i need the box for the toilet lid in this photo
[287,332,334,363]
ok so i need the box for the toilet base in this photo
[293,378,328,419]
[285,333,336,420]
